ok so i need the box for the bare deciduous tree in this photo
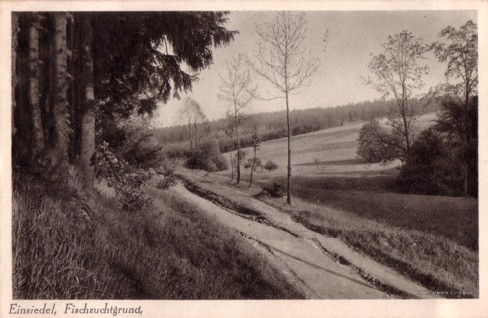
[178,98,209,150]
[366,30,429,161]
[218,54,257,184]
[250,12,320,204]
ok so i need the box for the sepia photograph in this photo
[1,1,487,317]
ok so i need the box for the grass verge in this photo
[12,174,303,299]
[258,184,478,298]
[285,176,478,251]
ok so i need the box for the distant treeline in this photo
[152,98,441,157]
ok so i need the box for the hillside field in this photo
[230,112,437,178]
[214,112,478,296]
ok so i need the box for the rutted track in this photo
[170,181,442,299]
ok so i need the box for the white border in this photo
[1,1,487,317]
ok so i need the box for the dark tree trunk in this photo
[13,16,31,165]
[234,112,241,184]
[28,13,45,159]
[463,86,470,196]
[229,151,234,181]
[188,118,193,150]
[248,147,256,188]
[49,13,69,169]
[67,14,78,163]
[79,14,96,186]
[286,90,291,205]
[193,118,198,148]
[12,13,19,137]
[236,150,241,183]
[40,13,54,147]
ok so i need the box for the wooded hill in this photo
[152,98,441,156]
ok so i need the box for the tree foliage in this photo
[398,128,459,195]
[367,30,429,159]
[356,120,402,164]
[92,12,236,119]
[13,12,235,197]
[184,140,228,172]
[432,20,478,104]
[178,97,210,150]
[398,96,478,196]
[431,20,478,196]
[264,160,278,172]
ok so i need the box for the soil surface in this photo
[169,172,441,299]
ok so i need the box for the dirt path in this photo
[169,182,439,299]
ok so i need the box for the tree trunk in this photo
[79,14,96,186]
[193,118,198,148]
[12,13,19,137]
[13,16,31,165]
[40,13,54,147]
[236,149,241,183]
[234,111,241,184]
[286,91,292,205]
[402,108,410,157]
[28,13,45,159]
[188,118,193,150]
[50,13,69,168]
[463,85,470,196]
[229,151,234,181]
[248,146,256,188]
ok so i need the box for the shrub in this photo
[263,160,278,172]
[155,157,178,190]
[185,140,229,172]
[397,128,463,196]
[244,158,262,170]
[262,183,284,197]
[94,141,152,212]
[357,120,403,164]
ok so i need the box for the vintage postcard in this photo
[0,1,487,317]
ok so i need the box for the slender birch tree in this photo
[250,12,319,204]
[218,54,257,184]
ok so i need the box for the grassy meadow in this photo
[12,176,303,299]
[215,112,478,297]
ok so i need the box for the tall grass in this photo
[286,176,478,251]
[12,176,302,299]
[12,190,122,299]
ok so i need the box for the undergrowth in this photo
[12,174,302,299]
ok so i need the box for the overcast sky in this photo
[153,10,476,128]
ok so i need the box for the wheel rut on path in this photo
[170,182,439,299]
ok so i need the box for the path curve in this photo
[169,182,437,299]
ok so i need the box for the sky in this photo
[152,10,476,128]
